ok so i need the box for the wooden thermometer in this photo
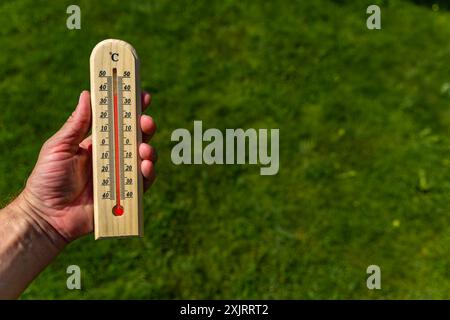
[90,39,143,239]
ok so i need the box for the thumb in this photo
[54,91,92,148]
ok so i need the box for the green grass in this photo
[1,0,450,299]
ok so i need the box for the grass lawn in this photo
[1,0,450,299]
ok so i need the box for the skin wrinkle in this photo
[29,158,76,205]
[21,187,72,242]
[13,194,67,249]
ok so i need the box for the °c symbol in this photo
[111,53,119,62]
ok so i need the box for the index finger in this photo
[142,91,152,112]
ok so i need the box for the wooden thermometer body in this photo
[90,39,143,239]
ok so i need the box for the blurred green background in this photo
[1,0,450,299]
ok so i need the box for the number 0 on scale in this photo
[90,39,143,239]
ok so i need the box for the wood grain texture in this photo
[90,39,143,239]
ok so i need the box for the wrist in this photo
[0,193,66,299]
[7,191,68,251]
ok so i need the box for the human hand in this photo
[17,90,156,244]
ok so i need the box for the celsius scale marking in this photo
[90,39,143,239]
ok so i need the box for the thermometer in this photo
[90,39,143,239]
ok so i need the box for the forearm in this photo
[0,193,66,299]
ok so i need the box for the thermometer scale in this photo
[90,39,143,239]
